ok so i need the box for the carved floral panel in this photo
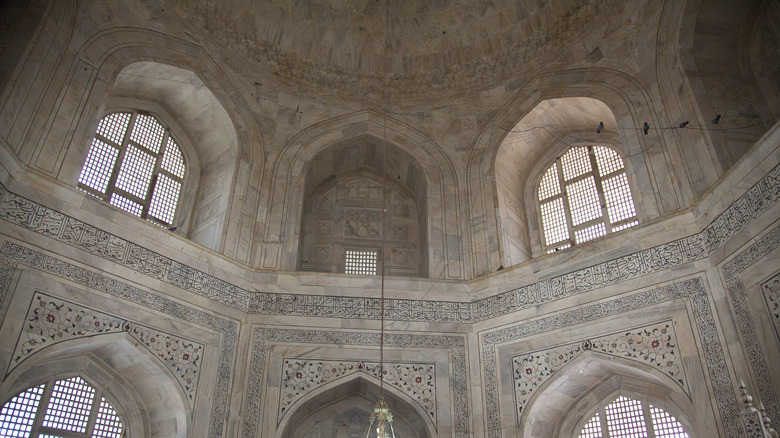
[511,321,686,418]
[761,272,780,341]
[279,359,436,425]
[12,293,204,406]
[343,208,382,239]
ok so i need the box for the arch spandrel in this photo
[519,352,699,438]
[278,373,434,438]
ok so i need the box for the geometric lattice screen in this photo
[0,376,124,438]
[78,111,185,227]
[539,146,638,254]
[577,395,688,438]
[344,249,379,275]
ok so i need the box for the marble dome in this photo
[166,0,639,96]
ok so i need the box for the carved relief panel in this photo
[300,172,421,277]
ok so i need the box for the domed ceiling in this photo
[165,0,639,98]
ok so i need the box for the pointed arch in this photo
[262,110,465,279]
[9,21,265,260]
[657,0,775,180]
[519,351,697,438]
[0,332,191,438]
[278,373,434,438]
[466,69,676,275]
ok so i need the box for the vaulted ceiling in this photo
[162,0,658,97]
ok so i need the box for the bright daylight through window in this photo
[539,146,638,253]
[78,111,186,227]
[345,249,378,275]
[0,376,123,438]
[578,396,688,438]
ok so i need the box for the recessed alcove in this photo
[495,97,625,264]
[298,136,428,277]
[108,61,238,250]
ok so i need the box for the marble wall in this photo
[0,1,779,438]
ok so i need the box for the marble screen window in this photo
[0,376,124,438]
[539,146,638,253]
[344,249,379,275]
[78,111,186,227]
[577,395,688,438]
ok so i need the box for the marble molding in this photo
[0,160,777,324]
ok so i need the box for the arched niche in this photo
[0,0,52,98]
[656,0,776,194]
[279,374,434,438]
[467,71,671,276]
[299,136,427,277]
[104,61,234,246]
[63,59,237,252]
[10,21,264,261]
[0,332,190,438]
[264,110,464,280]
[684,0,774,168]
[495,96,632,263]
[519,352,698,438]
[749,1,780,120]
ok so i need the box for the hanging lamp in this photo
[365,1,398,436]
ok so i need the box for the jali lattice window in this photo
[345,249,378,275]
[578,395,688,438]
[539,146,638,253]
[0,376,124,438]
[78,111,186,227]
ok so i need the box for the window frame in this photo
[536,144,639,254]
[78,110,187,228]
[1,375,125,438]
[574,393,691,438]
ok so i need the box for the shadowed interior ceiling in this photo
[164,0,656,97]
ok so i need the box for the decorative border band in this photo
[0,161,777,323]
[722,225,780,427]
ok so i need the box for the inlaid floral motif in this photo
[279,359,436,424]
[762,273,780,341]
[14,295,124,363]
[12,293,203,405]
[123,322,203,401]
[512,321,685,417]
